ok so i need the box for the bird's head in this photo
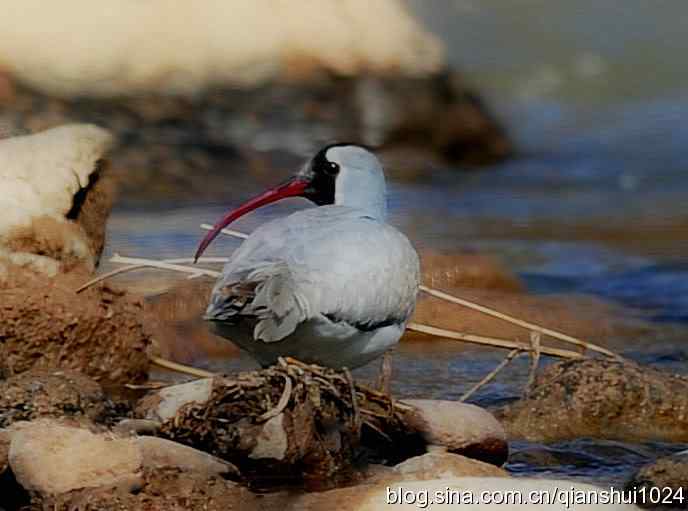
[195,143,386,261]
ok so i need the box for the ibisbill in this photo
[195,143,420,380]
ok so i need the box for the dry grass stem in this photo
[406,322,584,359]
[150,355,216,378]
[460,349,522,402]
[110,254,222,278]
[258,373,292,421]
[76,257,229,293]
[525,331,542,396]
[418,284,620,360]
[200,223,249,239]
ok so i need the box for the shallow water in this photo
[105,2,688,488]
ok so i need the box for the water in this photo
[104,2,688,488]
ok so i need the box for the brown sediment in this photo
[0,268,150,384]
[419,250,524,292]
[0,370,107,428]
[499,358,688,443]
[143,279,241,364]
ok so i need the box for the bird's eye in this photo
[325,161,340,176]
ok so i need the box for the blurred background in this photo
[1,0,687,486]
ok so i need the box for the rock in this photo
[0,124,114,273]
[8,420,142,496]
[384,450,508,482]
[138,364,427,489]
[0,271,150,384]
[500,359,688,443]
[367,73,512,164]
[137,378,214,422]
[419,250,524,293]
[290,477,640,511]
[4,73,511,204]
[0,429,9,475]
[113,419,161,436]
[0,0,442,97]
[0,370,106,428]
[402,399,508,466]
[39,467,258,511]
[626,451,688,508]
[407,287,650,344]
[249,413,289,461]
[135,436,238,478]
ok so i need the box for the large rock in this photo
[8,420,143,496]
[500,359,688,443]
[0,124,114,273]
[626,451,688,508]
[290,477,640,511]
[381,450,508,482]
[135,436,237,478]
[4,78,512,205]
[39,467,257,511]
[0,0,442,97]
[402,399,508,466]
[0,269,150,384]
[0,370,106,428]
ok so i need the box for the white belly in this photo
[210,317,404,369]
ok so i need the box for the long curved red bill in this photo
[194,177,309,262]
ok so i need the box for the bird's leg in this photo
[377,350,393,397]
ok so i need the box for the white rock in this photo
[249,413,288,461]
[402,399,507,462]
[390,451,507,481]
[136,436,237,477]
[0,0,443,97]
[142,378,214,421]
[0,125,113,272]
[8,420,142,495]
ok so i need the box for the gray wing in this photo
[204,206,420,343]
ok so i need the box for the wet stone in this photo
[499,359,688,443]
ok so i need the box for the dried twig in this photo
[460,349,522,402]
[344,368,361,433]
[406,322,584,359]
[150,355,216,378]
[110,254,222,278]
[525,331,542,396]
[76,256,229,293]
[418,285,620,360]
[258,374,292,421]
[200,223,249,240]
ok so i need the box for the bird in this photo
[194,143,420,380]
